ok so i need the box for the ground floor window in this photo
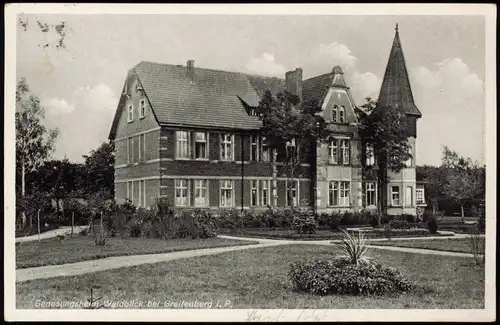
[220,180,234,207]
[416,187,425,205]
[406,186,413,207]
[328,181,350,207]
[365,182,376,207]
[391,186,400,206]
[286,180,299,206]
[260,180,270,206]
[194,179,208,207]
[175,179,189,207]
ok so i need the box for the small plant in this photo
[468,228,485,265]
[94,228,108,247]
[427,216,438,234]
[333,229,369,265]
[292,210,318,234]
[79,228,89,236]
[56,234,66,241]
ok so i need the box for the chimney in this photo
[285,67,303,102]
[187,60,195,84]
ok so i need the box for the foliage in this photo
[288,257,417,296]
[468,227,485,265]
[441,146,484,222]
[292,210,318,234]
[316,212,341,231]
[64,198,92,226]
[417,165,447,213]
[18,15,70,49]
[389,220,421,230]
[94,228,108,246]
[383,223,392,240]
[213,209,241,229]
[427,216,439,234]
[79,228,89,236]
[82,142,115,197]
[333,229,370,265]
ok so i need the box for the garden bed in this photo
[15,236,257,269]
[220,228,453,240]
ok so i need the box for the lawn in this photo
[370,237,485,253]
[16,235,257,269]
[220,228,453,240]
[16,244,484,309]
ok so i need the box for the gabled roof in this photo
[302,72,332,105]
[377,25,422,117]
[109,61,285,139]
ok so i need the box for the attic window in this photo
[339,105,346,123]
[139,99,146,119]
[127,104,134,123]
[332,105,338,122]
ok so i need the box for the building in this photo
[108,25,425,215]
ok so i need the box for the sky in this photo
[15,14,486,166]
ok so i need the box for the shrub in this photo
[79,228,89,236]
[127,218,142,237]
[214,209,241,229]
[389,220,420,230]
[427,216,438,234]
[333,229,369,265]
[192,209,218,238]
[288,257,417,296]
[292,210,318,234]
[94,228,108,246]
[402,213,416,223]
[384,223,392,240]
[317,212,341,231]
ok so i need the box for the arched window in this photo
[332,105,338,122]
[339,105,346,123]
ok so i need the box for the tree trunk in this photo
[272,150,278,207]
[21,161,27,228]
[461,204,465,224]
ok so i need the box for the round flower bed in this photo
[289,257,418,296]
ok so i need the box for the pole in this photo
[71,211,75,237]
[100,211,103,229]
[37,209,41,242]
[241,134,244,215]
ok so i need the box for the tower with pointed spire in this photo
[376,24,422,216]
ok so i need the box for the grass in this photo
[16,244,484,309]
[16,235,257,269]
[221,228,453,240]
[370,237,485,253]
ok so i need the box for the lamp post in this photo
[313,121,320,215]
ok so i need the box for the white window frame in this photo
[250,180,259,207]
[416,187,425,205]
[340,140,349,165]
[332,104,338,122]
[260,180,270,206]
[406,186,413,207]
[339,105,346,123]
[391,186,400,206]
[220,134,234,161]
[328,181,339,206]
[261,136,270,162]
[175,179,190,207]
[366,143,375,166]
[286,180,299,207]
[250,135,259,161]
[139,99,146,119]
[141,134,146,162]
[194,132,208,160]
[127,137,132,164]
[138,180,142,207]
[339,181,350,206]
[365,182,377,207]
[194,179,208,207]
[328,138,338,164]
[127,104,134,123]
[220,180,234,207]
[176,131,191,159]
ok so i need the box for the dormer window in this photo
[332,105,338,122]
[139,99,146,119]
[339,105,346,123]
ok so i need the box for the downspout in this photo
[241,133,244,215]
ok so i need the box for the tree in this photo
[417,165,446,214]
[255,90,328,208]
[16,78,59,226]
[82,141,115,198]
[441,146,483,224]
[359,100,412,223]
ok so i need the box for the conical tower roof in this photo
[377,24,422,117]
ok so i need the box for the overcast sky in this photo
[16,14,486,166]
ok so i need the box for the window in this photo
[391,186,400,206]
[127,137,133,164]
[138,134,145,162]
[286,139,298,164]
[250,135,259,161]
[328,181,339,206]
[175,179,189,207]
[220,180,234,207]
[251,180,259,206]
[139,99,146,118]
[194,132,208,159]
[141,134,146,161]
[127,181,133,202]
[340,181,350,206]
[416,187,425,205]
[406,186,413,207]
[366,182,376,206]
[405,146,412,167]
[340,140,350,165]
[141,180,146,207]
[328,139,338,164]
[339,105,346,123]
[138,180,142,207]
[176,131,190,159]
[261,137,270,162]
[332,105,338,122]
[286,180,298,206]
[127,104,134,122]
[221,134,233,161]
[260,180,270,206]
[366,143,375,166]
[194,180,208,207]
